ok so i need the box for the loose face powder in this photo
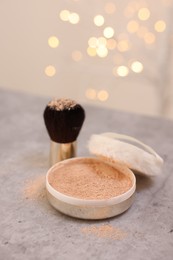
[48,158,133,200]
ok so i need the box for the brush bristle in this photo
[43,98,85,143]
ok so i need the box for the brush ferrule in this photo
[49,141,76,166]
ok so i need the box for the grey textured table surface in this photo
[0,88,173,260]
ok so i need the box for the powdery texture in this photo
[48,158,133,200]
[81,224,127,240]
[48,98,77,111]
[24,175,46,201]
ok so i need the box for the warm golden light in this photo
[144,32,155,44]
[96,46,108,58]
[104,2,116,14]
[85,88,97,100]
[138,8,150,21]
[97,90,109,101]
[59,10,80,24]
[48,36,59,48]
[69,12,80,24]
[117,66,129,77]
[44,65,56,77]
[107,39,117,50]
[117,40,129,52]
[94,15,105,27]
[154,20,166,32]
[130,61,143,73]
[127,20,139,33]
[103,27,114,38]
[88,37,98,48]
[87,47,97,57]
[97,37,107,46]
[72,51,82,61]
[59,10,70,21]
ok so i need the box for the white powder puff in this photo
[88,133,163,176]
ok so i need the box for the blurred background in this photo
[0,0,173,119]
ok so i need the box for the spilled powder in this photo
[48,158,132,200]
[81,224,127,240]
[24,175,46,201]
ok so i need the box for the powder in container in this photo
[48,158,133,200]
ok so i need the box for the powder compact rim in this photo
[46,157,136,219]
[46,132,163,219]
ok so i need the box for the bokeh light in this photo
[59,10,70,21]
[130,61,143,73]
[96,46,108,58]
[154,20,166,32]
[88,37,98,48]
[48,36,59,48]
[103,27,115,38]
[116,66,129,77]
[87,36,109,58]
[97,37,107,46]
[97,90,109,101]
[94,15,105,26]
[85,88,97,99]
[55,1,170,92]
[69,12,80,24]
[87,47,97,57]
[144,32,155,44]
[138,8,150,21]
[44,65,56,77]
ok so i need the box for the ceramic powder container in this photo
[46,132,163,220]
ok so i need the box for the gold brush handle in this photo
[49,141,76,167]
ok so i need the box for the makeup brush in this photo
[43,98,85,166]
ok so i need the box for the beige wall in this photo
[0,0,173,119]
